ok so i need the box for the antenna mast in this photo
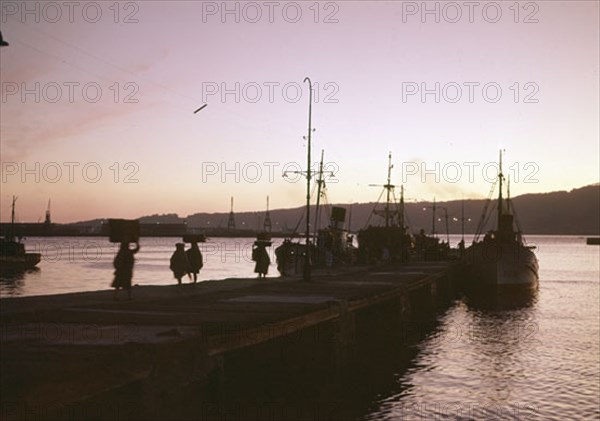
[45,199,51,224]
[497,149,504,228]
[263,196,272,232]
[227,196,236,230]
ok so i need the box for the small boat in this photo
[0,197,41,271]
[465,152,539,291]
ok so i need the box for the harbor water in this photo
[1,235,598,420]
[364,235,599,420]
[0,236,286,297]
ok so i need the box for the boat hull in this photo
[465,242,538,290]
[0,253,42,271]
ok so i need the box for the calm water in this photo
[0,236,286,297]
[365,235,600,420]
[1,236,598,420]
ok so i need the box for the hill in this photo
[66,184,599,236]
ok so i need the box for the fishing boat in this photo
[465,152,539,291]
[358,152,414,264]
[0,197,41,271]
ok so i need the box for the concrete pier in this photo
[1,262,459,420]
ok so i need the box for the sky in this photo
[0,0,598,223]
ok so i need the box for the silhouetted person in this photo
[170,243,191,285]
[275,239,290,276]
[0,32,9,47]
[186,241,203,283]
[252,242,270,278]
[112,241,139,300]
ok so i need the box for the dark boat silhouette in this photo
[1,197,41,271]
[465,152,539,291]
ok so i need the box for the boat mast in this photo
[348,203,353,233]
[461,198,465,244]
[431,197,437,237]
[384,152,393,228]
[303,76,313,282]
[497,149,504,229]
[227,197,236,230]
[314,149,325,237]
[367,152,397,228]
[399,185,405,230]
[507,175,511,213]
[10,195,17,240]
[444,207,450,244]
[263,196,272,233]
[45,199,51,224]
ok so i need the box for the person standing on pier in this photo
[112,241,140,300]
[170,243,191,285]
[186,241,203,283]
[252,241,270,278]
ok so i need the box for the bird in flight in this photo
[193,104,208,114]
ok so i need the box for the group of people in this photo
[169,241,205,284]
[111,241,204,300]
[111,239,271,300]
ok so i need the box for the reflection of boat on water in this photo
[465,152,539,292]
[464,283,538,310]
[0,266,39,285]
[0,197,41,272]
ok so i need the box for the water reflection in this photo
[463,287,539,311]
[464,294,540,406]
[0,267,40,296]
[366,289,543,421]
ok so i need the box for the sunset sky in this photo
[1,1,598,223]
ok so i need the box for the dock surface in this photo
[1,262,457,420]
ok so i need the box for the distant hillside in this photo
[510,185,599,235]
[183,185,599,236]
[74,185,599,235]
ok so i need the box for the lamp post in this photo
[303,77,313,282]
